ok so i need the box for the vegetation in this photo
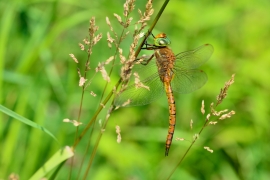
[0,0,269,179]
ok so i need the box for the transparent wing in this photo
[174,44,214,69]
[114,59,164,107]
[171,69,208,93]
[171,44,213,93]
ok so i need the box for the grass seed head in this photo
[217,74,235,105]
[204,146,214,153]
[79,77,87,86]
[79,43,84,51]
[69,54,78,63]
[201,100,205,115]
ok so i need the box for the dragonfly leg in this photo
[141,31,157,50]
[135,54,155,65]
[141,42,155,50]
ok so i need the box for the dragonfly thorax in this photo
[155,47,176,83]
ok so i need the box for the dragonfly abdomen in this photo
[154,46,177,156]
[164,82,176,156]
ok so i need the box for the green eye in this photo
[154,37,171,47]
[159,40,165,45]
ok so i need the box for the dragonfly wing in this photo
[114,58,164,107]
[171,69,208,94]
[171,44,212,93]
[114,74,164,106]
[175,44,213,69]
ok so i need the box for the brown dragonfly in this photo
[114,33,213,156]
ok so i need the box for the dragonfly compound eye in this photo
[159,39,166,45]
[155,37,171,47]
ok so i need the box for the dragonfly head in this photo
[154,33,171,47]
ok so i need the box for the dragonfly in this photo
[114,33,213,156]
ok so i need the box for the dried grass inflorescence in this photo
[69,16,103,91]
[204,146,214,153]
[87,17,103,57]
[79,43,84,51]
[137,0,154,28]
[102,0,153,91]
[208,74,236,124]
[208,121,218,125]
[219,110,235,120]
[118,48,126,64]
[79,77,87,87]
[201,100,205,115]
[216,74,235,105]
[8,173,19,180]
[185,74,236,156]
[97,0,154,104]
[69,54,78,63]
[95,63,110,82]
[116,125,122,143]
[63,118,83,127]
[200,75,235,150]
[175,137,185,141]
[193,134,199,140]
[124,0,136,17]
[106,31,114,48]
[119,0,154,91]
[190,119,193,130]
[90,91,96,97]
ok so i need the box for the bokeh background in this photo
[1,0,270,179]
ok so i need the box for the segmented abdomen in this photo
[164,82,176,156]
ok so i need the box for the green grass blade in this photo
[0,104,57,141]
[29,146,74,180]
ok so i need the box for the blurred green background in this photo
[1,0,270,179]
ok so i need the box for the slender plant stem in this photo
[73,78,121,148]
[69,58,91,179]
[136,0,170,57]
[76,16,131,179]
[100,17,130,102]
[82,104,113,179]
[166,119,209,180]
